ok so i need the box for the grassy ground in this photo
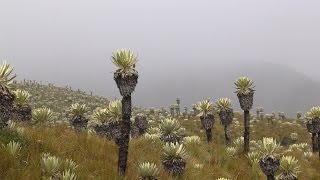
[0,114,319,180]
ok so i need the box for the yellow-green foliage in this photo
[111,49,138,76]
[92,108,109,123]
[162,143,187,162]
[40,152,61,177]
[2,141,21,157]
[40,152,78,179]
[246,152,261,166]
[225,147,237,158]
[32,108,55,124]
[159,118,181,134]
[91,100,122,124]
[67,103,88,117]
[255,137,281,156]
[305,106,320,119]
[0,61,16,93]
[277,156,301,179]
[107,100,122,121]
[62,170,77,180]
[195,99,214,117]
[183,136,201,145]
[137,162,159,179]
[234,76,255,95]
[13,89,31,106]
[144,133,160,142]
[215,98,233,112]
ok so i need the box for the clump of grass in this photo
[0,128,26,145]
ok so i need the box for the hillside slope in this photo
[13,82,109,118]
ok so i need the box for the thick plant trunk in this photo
[134,115,148,136]
[200,114,214,142]
[12,105,32,122]
[69,116,88,133]
[312,133,317,152]
[318,132,320,159]
[138,128,144,135]
[259,155,280,180]
[162,157,186,176]
[0,93,15,129]
[224,125,231,145]
[218,109,233,145]
[267,175,275,180]
[118,96,132,176]
[244,110,250,153]
[206,129,212,143]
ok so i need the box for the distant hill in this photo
[13,82,109,118]
[130,61,320,117]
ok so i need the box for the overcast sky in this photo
[1,0,320,103]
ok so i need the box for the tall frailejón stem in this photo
[244,110,250,153]
[118,95,132,175]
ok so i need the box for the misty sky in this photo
[1,0,320,108]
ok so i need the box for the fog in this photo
[1,0,320,115]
